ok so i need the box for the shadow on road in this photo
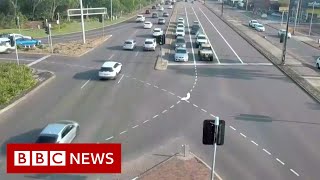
[305,102,320,110]
[136,34,153,38]
[1,128,42,155]
[234,113,320,125]
[107,45,124,51]
[24,174,87,180]
[73,69,100,81]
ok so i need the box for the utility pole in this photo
[102,14,105,37]
[13,34,19,65]
[293,0,301,35]
[281,0,294,65]
[210,116,220,180]
[246,0,249,11]
[79,0,86,44]
[221,0,224,16]
[48,24,53,54]
[309,1,316,36]
[281,11,285,26]
[111,0,113,21]
[57,12,60,32]
[16,16,21,34]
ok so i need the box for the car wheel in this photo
[317,63,320,69]
[210,57,213,61]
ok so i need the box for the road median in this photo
[203,3,320,103]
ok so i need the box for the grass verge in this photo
[0,63,37,106]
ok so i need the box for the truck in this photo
[198,43,214,61]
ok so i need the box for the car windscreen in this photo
[154,29,161,32]
[256,25,263,27]
[177,29,184,32]
[176,38,185,43]
[125,41,133,44]
[202,47,211,50]
[36,135,58,143]
[198,36,206,39]
[145,41,153,44]
[176,49,186,54]
[137,16,142,18]
[100,67,113,72]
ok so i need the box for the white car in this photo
[249,20,259,28]
[153,28,163,37]
[176,24,184,29]
[136,15,145,22]
[159,6,164,11]
[278,29,292,38]
[99,61,122,80]
[176,28,185,37]
[254,23,265,32]
[143,38,157,51]
[35,120,79,143]
[177,17,184,24]
[123,39,136,50]
[196,34,208,47]
[144,21,153,29]
[175,47,189,62]
[0,38,15,53]
[316,57,320,69]
[168,5,173,9]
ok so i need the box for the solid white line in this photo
[201,109,207,113]
[27,55,51,67]
[143,120,149,123]
[153,115,159,119]
[135,51,139,56]
[146,83,151,85]
[120,130,127,135]
[81,79,91,89]
[290,169,300,176]
[193,104,199,108]
[176,101,181,104]
[229,126,236,130]
[169,92,175,95]
[240,133,247,138]
[276,158,285,165]
[191,7,220,64]
[263,149,272,155]
[118,74,124,84]
[105,136,114,141]
[108,54,114,60]
[132,125,139,129]
[210,114,216,117]
[161,89,167,92]
[198,8,244,64]
[154,85,159,88]
[170,105,175,108]
[251,140,259,146]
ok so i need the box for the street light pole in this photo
[210,116,220,180]
[293,0,300,35]
[13,34,19,65]
[111,0,113,21]
[309,1,315,36]
[246,0,249,11]
[221,0,224,16]
[281,0,294,65]
[79,0,86,44]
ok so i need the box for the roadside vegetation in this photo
[0,63,37,106]
[0,0,157,37]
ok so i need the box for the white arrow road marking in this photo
[181,92,190,101]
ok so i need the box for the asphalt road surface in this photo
[0,1,320,180]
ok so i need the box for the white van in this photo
[0,38,15,53]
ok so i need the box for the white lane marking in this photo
[162,110,168,113]
[143,120,149,123]
[125,75,130,78]
[135,51,139,56]
[240,133,247,138]
[201,109,207,113]
[198,8,244,64]
[108,54,114,60]
[177,96,182,98]
[169,92,175,95]
[167,62,273,66]
[133,77,137,80]
[229,126,236,130]
[131,177,139,180]
[176,101,181,104]
[27,55,51,67]
[290,169,300,176]
[190,89,193,92]
[81,79,91,89]
[170,105,175,109]
[185,100,190,103]
[120,130,127,135]
[146,83,151,85]
[191,7,220,64]
[153,115,159,119]
[161,89,167,92]
[251,140,259,146]
[193,104,199,108]
[139,80,145,83]
[118,74,124,84]
[105,136,114,141]
[185,7,197,68]
[276,158,285,165]
[154,85,159,88]
[132,125,139,129]
[181,92,191,101]
[263,149,272,155]
[210,114,216,117]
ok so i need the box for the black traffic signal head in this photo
[217,120,225,145]
[280,34,285,43]
[45,27,49,34]
[202,119,225,145]
[9,36,15,47]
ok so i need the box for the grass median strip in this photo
[0,63,37,107]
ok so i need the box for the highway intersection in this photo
[0,1,320,180]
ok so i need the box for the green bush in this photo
[0,63,37,106]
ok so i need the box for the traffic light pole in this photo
[48,24,53,54]
[210,116,219,180]
[281,0,293,65]
[13,34,20,65]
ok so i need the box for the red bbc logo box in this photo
[6,143,121,174]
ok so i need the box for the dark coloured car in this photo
[163,12,169,17]
[145,9,150,14]
[191,24,200,34]
[152,12,158,18]
[152,6,156,9]
[158,18,166,24]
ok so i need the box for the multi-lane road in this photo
[0,1,320,180]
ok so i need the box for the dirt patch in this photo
[19,35,111,57]
[23,21,42,29]
[139,156,212,180]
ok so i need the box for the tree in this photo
[9,0,18,17]
[31,0,43,20]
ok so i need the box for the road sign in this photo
[279,6,289,12]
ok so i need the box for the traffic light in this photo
[280,34,285,43]
[45,27,49,34]
[158,34,165,45]
[202,119,225,145]
[9,36,15,47]
[99,16,103,23]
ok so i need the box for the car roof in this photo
[176,36,184,39]
[102,61,119,67]
[197,34,206,37]
[178,17,184,20]
[40,123,68,136]
[176,47,187,51]
[154,28,162,30]
[145,38,155,42]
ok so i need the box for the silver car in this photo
[175,36,186,49]
[36,120,79,143]
[175,47,188,62]
[123,39,136,50]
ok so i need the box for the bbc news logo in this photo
[7,144,121,173]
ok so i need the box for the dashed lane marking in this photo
[153,115,159,119]
[146,83,151,85]
[81,79,91,89]
[276,158,285,165]
[251,140,259,146]
[169,92,175,95]
[229,126,236,130]
[132,125,139,129]
[290,169,300,176]
[176,101,181,104]
[105,136,114,141]
[193,104,199,108]
[108,54,114,60]
[240,133,247,138]
[143,120,149,123]
[161,89,167,92]
[201,109,207,113]
[154,85,159,88]
[170,105,175,108]
[162,110,168,113]
[139,80,145,83]
[263,149,272,155]
[120,130,127,135]
[118,74,124,84]
[210,114,216,117]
